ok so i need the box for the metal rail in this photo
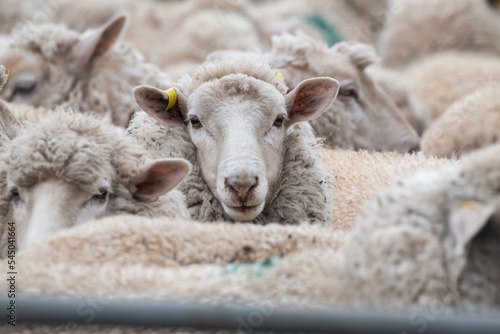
[2,295,500,333]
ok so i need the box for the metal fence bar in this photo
[3,295,500,333]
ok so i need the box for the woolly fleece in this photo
[320,146,455,229]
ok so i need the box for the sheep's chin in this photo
[222,202,265,221]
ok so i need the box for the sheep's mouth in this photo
[222,201,265,221]
[228,204,261,212]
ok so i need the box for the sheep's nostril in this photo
[225,176,259,201]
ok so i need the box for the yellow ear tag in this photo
[276,70,284,80]
[462,201,482,210]
[165,88,177,111]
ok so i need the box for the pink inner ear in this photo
[291,85,330,114]
[135,168,167,197]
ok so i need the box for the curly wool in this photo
[2,22,169,127]
[0,109,189,223]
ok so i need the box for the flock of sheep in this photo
[1,0,500,332]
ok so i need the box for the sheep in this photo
[0,107,191,252]
[266,32,420,152]
[129,56,339,225]
[404,52,500,121]
[0,13,169,127]
[10,143,500,314]
[421,83,500,158]
[378,0,500,67]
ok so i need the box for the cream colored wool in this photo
[267,32,420,152]
[319,146,455,229]
[422,83,500,158]
[128,57,333,225]
[0,16,169,127]
[7,143,500,314]
[404,52,500,121]
[15,215,345,268]
[379,0,500,67]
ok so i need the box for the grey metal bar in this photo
[2,295,500,333]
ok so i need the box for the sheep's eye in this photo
[91,189,109,204]
[273,114,285,127]
[11,80,37,99]
[339,86,357,99]
[10,188,20,204]
[189,116,202,129]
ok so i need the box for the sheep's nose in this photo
[225,176,259,201]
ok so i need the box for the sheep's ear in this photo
[133,85,188,125]
[449,201,498,255]
[133,159,191,200]
[67,13,129,75]
[284,77,339,127]
[0,101,22,144]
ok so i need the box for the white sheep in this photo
[130,56,339,224]
[10,143,500,314]
[421,83,500,158]
[379,0,500,67]
[0,107,191,252]
[266,32,420,152]
[0,13,169,127]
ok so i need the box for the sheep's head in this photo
[0,13,128,108]
[0,110,190,250]
[134,58,339,221]
[268,33,420,153]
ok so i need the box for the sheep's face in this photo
[270,39,420,153]
[134,75,339,222]
[187,76,288,221]
[8,177,113,250]
[0,14,128,110]
[328,65,419,153]
[1,110,191,250]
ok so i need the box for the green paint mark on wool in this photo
[224,256,280,277]
[303,13,342,46]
